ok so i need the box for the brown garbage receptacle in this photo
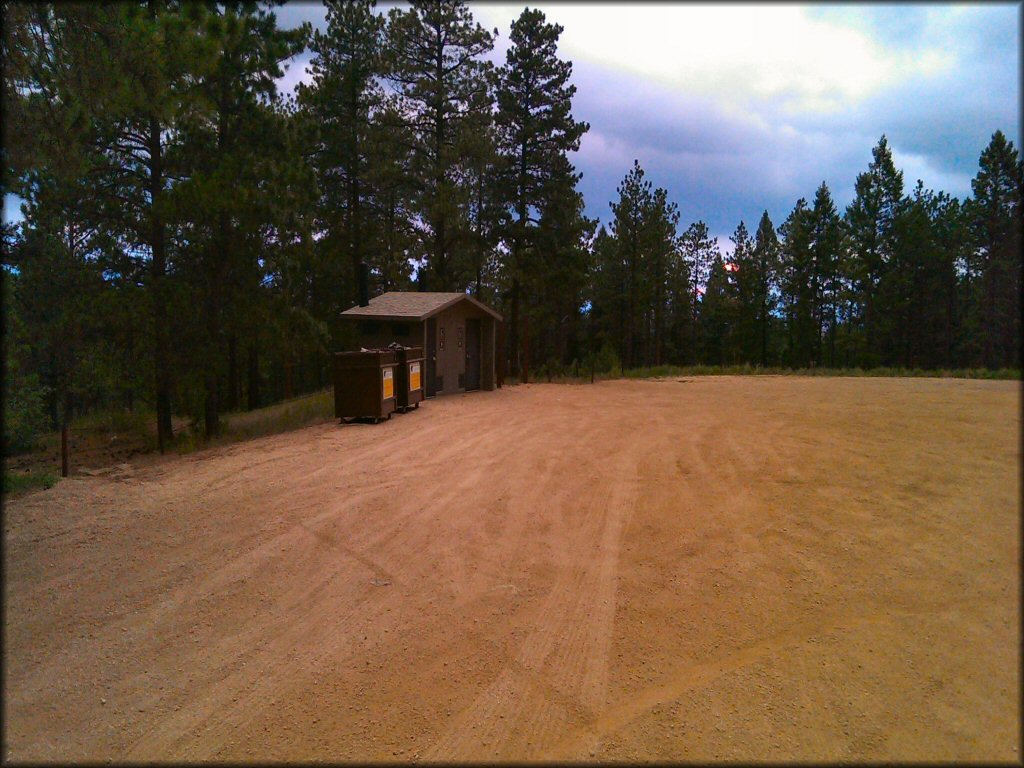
[333,350,397,422]
[393,346,424,412]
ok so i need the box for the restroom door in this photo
[425,318,437,397]
[465,318,481,391]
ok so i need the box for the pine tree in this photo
[7,1,223,450]
[457,70,506,299]
[807,182,843,366]
[495,6,587,376]
[728,220,757,363]
[664,234,695,365]
[299,0,383,307]
[681,220,719,359]
[3,3,179,454]
[522,153,589,368]
[646,188,681,365]
[386,0,494,290]
[181,2,308,436]
[588,225,628,366]
[778,199,814,367]
[893,182,961,368]
[751,211,780,366]
[3,192,107,448]
[365,100,418,294]
[967,130,1022,368]
[845,135,905,366]
[609,160,654,368]
[700,255,734,365]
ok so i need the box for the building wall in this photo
[432,304,496,394]
[481,317,496,390]
[348,320,425,352]
[343,302,497,396]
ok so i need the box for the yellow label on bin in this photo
[410,362,421,391]
[382,367,394,399]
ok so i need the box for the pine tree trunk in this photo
[227,334,238,412]
[829,306,837,367]
[60,389,72,478]
[522,308,530,384]
[349,154,362,305]
[982,265,995,368]
[760,267,768,366]
[510,143,528,377]
[149,117,173,453]
[432,44,447,291]
[350,77,363,305]
[203,290,219,438]
[247,343,260,411]
[627,236,636,369]
[203,207,230,438]
[509,280,520,380]
[654,250,663,365]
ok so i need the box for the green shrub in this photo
[2,471,58,496]
[590,343,621,375]
[2,376,49,455]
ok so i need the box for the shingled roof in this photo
[340,291,502,322]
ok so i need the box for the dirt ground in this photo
[3,377,1019,762]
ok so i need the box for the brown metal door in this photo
[465,318,481,391]
[425,318,437,397]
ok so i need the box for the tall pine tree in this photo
[495,6,587,377]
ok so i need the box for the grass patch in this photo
[225,388,334,441]
[619,365,1022,380]
[512,364,1021,384]
[72,407,159,451]
[2,470,59,497]
[7,390,336,466]
[172,389,335,454]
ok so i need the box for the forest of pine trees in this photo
[3,1,1021,454]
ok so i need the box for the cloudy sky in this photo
[272,1,1021,249]
[6,2,1020,251]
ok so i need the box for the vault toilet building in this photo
[340,292,502,397]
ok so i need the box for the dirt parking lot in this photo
[3,376,1019,762]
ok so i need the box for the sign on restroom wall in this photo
[382,366,394,399]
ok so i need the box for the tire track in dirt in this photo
[541,594,986,760]
[122,398,560,758]
[4,379,1018,762]
[122,514,436,758]
[422,432,644,760]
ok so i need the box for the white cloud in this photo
[470,3,953,113]
[889,146,974,200]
